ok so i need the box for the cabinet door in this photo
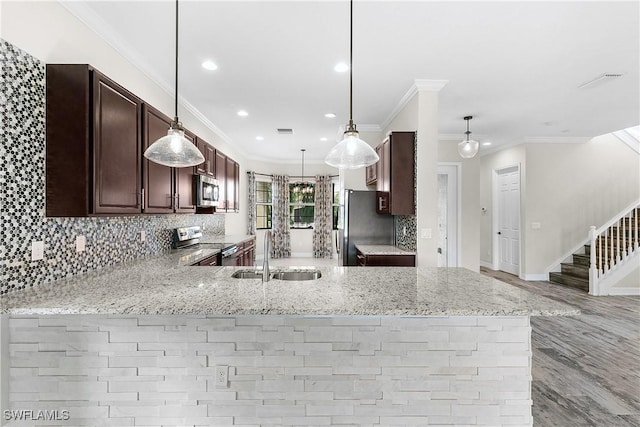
[195,138,215,177]
[381,140,391,192]
[143,105,174,213]
[215,150,227,211]
[93,72,142,214]
[174,130,197,213]
[225,157,236,212]
[375,144,384,191]
[234,161,240,212]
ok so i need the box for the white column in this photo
[416,81,447,267]
[0,315,8,426]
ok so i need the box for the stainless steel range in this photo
[172,226,238,266]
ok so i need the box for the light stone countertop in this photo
[1,248,579,316]
[356,244,417,256]
[200,234,254,245]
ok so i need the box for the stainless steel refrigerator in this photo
[338,190,395,266]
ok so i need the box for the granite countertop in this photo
[1,248,578,316]
[200,234,254,245]
[356,244,417,256]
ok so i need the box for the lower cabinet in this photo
[236,237,256,267]
[193,254,219,267]
[356,249,415,267]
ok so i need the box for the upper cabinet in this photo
[374,131,415,215]
[195,137,215,177]
[46,64,240,217]
[47,65,143,216]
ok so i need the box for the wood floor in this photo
[481,268,640,427]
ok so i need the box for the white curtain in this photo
[313,175,333,258]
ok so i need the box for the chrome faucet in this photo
[263,230,272,282]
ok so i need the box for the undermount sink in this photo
[271,270,322,281]
[231,269,322,281]
[231,270,264,279]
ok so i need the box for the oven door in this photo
[196,176,219,207]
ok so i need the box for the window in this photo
[254,178,341,230]
[290,182,315,229]
[255,180,272,229]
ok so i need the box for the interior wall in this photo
[438,141,481,272]
[0,0,247,236]
[525,135,640,274]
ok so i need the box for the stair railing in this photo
[589,200,640,295]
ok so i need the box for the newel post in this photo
[588,226,599,296]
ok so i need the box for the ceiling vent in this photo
[578,73,623,89]
[277,128,294,135]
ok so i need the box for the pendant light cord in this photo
[174,0,179,124]
[349,0,353,127]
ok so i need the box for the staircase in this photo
[549,203,639,294]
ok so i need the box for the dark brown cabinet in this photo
[174,130,197,213]
[47,64,143,216]
[46,64,238,217]
[143,105,174,214]
[356,249,415,267]
[143,104,197,214]
[375,132,415,215]
[215,150,227,211]
[195,138,215,177]
[235,237,256,266]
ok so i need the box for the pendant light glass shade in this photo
[457,116,480,159]
[325,129,379,169]
[143,0,204,168]
[324,0,378,170]
[144,125,204,167]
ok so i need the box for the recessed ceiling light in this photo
[237,110,249,117]
[334,62,349,73]
[482,142,492,146]
[201,60,218,71]
[324,113,336,118]
[320,137,328,142]
[256,136,264,141]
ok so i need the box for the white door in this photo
[437,165,458,267]
[497,166,520,275]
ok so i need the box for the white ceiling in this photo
[62,1,639,163]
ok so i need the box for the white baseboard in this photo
[479,261,495,270]
[521,273,549,281]
[607,287,640,296]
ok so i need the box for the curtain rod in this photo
[251,172,339,178]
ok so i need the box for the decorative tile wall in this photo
[0,39,224,296]
[7,315,533,426]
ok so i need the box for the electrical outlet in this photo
[403,226,407,237]
[76,235,86,252]
[140,231,146,242]
[31,241,44,261]
[215,365,228,388]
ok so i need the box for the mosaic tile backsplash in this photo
[0,39,224,296]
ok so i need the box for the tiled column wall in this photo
[0,39,225,296]
[7,315,532,426]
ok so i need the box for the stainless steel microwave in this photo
[194,175,220,207]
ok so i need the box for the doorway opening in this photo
[437,164,460,267]
[493,165,521,275]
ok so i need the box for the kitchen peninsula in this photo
[1,253,576,426]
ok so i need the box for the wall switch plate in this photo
[215,365,228,388]
[76,235,86,252]
[31,241,44,261]
[140,231,146,242]
[421,228,432,239]
[531,222,541,230]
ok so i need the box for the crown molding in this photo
[357,124,382,133]
[60,1,235,146]
[524,136,591,144]
[380,79,449,132]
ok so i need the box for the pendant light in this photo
[293,149,314,194]
[144,0,205,168]
[324,0,379,170]
[458,116,480,159]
